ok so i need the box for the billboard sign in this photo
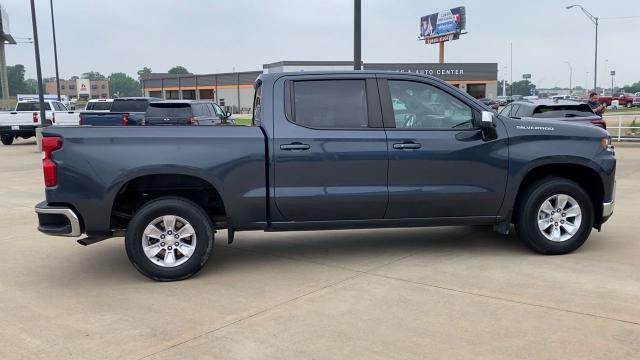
[420,6,466,44]
[522,74,531,79]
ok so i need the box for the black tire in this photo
[125,197,215,281]
[515,177,594,255]
[1,133,13,145]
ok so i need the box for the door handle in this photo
[393,142,422,150]
[280,143,311,151]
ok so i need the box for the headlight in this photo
[601,137,614,153]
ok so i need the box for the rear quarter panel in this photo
[42,126,267,234]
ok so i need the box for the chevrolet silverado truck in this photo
[0,100,78,145]
[35,71,616,281]
[598,93,635,108]
[78,97,161,126]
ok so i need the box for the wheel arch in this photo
[109,170,229,231]
[511,162,605,228]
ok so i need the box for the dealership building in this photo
[141,61,497,113]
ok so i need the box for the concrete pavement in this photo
[1,139,638,359]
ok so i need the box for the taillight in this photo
[42,136,62,187]
[33,112,38,124]
[122,113,130,125]
[189,117,198,125]
[591,119,607,130]
[78,113,83,125]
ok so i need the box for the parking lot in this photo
[1,138,639,359]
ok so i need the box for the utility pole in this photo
[566,5,598,91]
[564,61,572,93]
[509,42,513,97]
[29,0,46,126]
[353,0,361,70]
[50,0,61,101]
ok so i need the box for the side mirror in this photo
[480,111,497,141]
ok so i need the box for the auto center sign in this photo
[364,63,497,82]
[420,6,466,44]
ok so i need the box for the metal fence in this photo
[605,114,640,142]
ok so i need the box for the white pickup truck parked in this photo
[0,100,79,145]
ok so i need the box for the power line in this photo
[600,15,640,20]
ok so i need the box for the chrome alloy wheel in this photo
[141,215,197,267]
[537,194,582,242]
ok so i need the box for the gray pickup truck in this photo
[79,97,161,126]
[35,71,616,281]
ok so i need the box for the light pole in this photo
[566,5,598,91]
[502,66,507,96]
[564,61,572,94]
[49,0,61,101]
[29,0,46,127]
[585,72,589,92]
[610,70,615,94]
[353,0,361,70]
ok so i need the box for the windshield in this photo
[146,104,191,117]
[110,99,150,113]
[16,102,51,111]
[532,104,595,118]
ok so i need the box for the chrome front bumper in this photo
[35,202,82,237]
[602,181,616,219]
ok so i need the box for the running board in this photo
[77,236,109,246]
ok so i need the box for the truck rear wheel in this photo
[125,197,215,281]
[515,177,594,255]
[1,133,13,145]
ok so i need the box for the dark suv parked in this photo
[145,100,232,126]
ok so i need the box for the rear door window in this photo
[532,104,596,118]
[290,80,368,129]
[110,99,149,112]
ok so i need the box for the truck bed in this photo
[42,125,268,234]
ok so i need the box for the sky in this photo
[2,0,639,88]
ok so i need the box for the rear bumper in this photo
[35,201,82,237]
[0,125,37,136]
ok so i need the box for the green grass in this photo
[233,116,252,126]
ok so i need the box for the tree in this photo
[108,72,140,97]
[509,80,537,96]
[25,79,38,93]
[82,71,106,81]
[6,64,37,96]
[622,81,640,94]
[168,66,190,75]
[69,75,79,81]
[498,81,511,95]
[137,66,152,80]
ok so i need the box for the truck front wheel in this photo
[515,177,594,255]
[125,197,215,281]
[1,133,13,145]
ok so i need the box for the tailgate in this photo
[0,112,39,126]
[80,112,126,126]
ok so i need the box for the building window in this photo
[101,93,108,98]
[91,84,98,90]
[101,85,106,89]
[61,85,65,89]
[69,85,75,90]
